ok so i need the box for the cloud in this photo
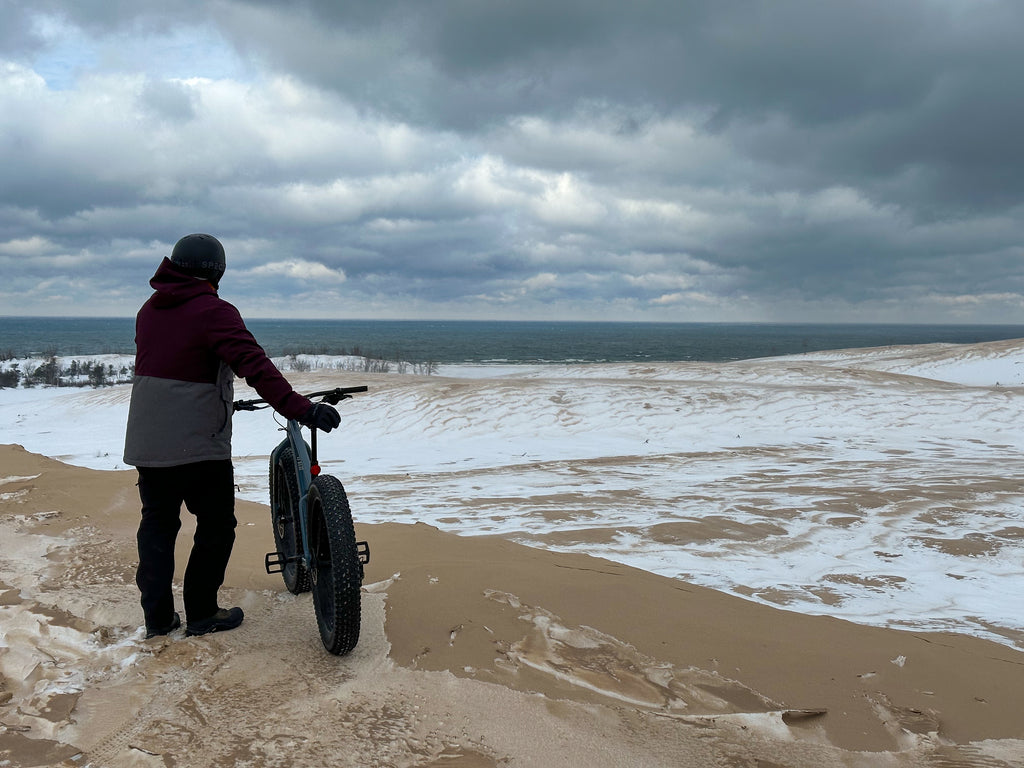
[245,259,347,284]
[0,2,1023,321]
[0,235,55,257]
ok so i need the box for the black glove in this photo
[301,403,341,432]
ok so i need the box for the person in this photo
[123,233,340,639]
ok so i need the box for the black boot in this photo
[185,607,244,636]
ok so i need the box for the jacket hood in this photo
[148,257,217,308]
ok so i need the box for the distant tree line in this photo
[282,345,438,376]
[0,356,135,389]
[0,345,439,390]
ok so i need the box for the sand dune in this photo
[2,443,1023,767]
[3,339,1024,765]
[6,340,1024,651]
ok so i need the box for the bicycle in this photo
[234,386,370,655]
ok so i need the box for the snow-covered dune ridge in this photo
[3,338,1023,649]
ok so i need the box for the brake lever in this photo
[320,389,354,406]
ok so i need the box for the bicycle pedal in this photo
[356,541,370,565]
[265,551,288,574]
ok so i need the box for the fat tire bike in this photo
[234,386,370,655]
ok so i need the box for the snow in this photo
[2,341,1024,649]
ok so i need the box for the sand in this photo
[2,444,1023,767]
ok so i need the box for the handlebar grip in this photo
[311,386,369,404]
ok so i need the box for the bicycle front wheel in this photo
[308,474,363,655]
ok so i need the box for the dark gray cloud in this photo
[193,0,1024,247]
[0,0,1022,321]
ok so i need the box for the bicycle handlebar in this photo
[234,385,368,412]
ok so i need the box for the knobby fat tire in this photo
[308,474,362,655]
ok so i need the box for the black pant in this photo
[136,460,236,627]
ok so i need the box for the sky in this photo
[1,0,1023,323]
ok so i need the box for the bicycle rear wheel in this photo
[307,474,362,655]
[269,445,311,594]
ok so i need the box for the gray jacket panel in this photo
[123,366,235,467]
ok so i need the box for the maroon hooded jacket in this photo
[123,258,312,467]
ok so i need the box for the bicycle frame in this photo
[236,385,369,654]
[236,386,370,577]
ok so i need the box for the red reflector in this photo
[311,464,321,476]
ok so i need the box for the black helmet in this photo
[170,233,226,288]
